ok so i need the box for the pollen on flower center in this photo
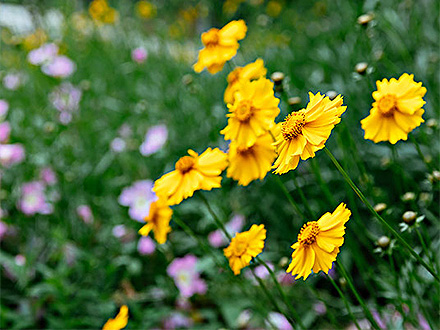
[176,156,195,173]
[378,94,397,117]
[233,238,248,256]
[282,110,306,140]
[236,145,253,156]
[235,100,254,122]
[298,221,320,246]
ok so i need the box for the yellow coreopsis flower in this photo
[286,203,351,280]
[138,199,173,244]
[221,77,280,148]
[135,0,157,19]
[89,0,119,24]
[227,132,276,186]
[224,58,267,104]
[224,224,266,275]
[102,305,128,330]
[153,148,228,206]
[360,73,426,144]
[193,20,247,74]
[273,92,346,174]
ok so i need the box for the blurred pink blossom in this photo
[0,100,9,117]
[49,83,82,124]
[18,181,53,215]
[42,56,76,78]
[40,167,57,185]
[131,47,148,63]
[265,312,293,330]
[0,144,25,167]
[77,205,94,224]
[418,313,430,330]
[276,271,295,286]
[208,214,245,247]
[27,43,59,65]
[137,236,155,255]
[0,220,8,241]
[112,224,127,238]
[167,254,207,298]
[163,312,193,330]
[0,122,11,143]
[139,124,168,156]
[110,137,126,153]
[15,255,26,266]
[245,262,274,284]
[3,73,21,90]
[118,180,156,222]
[313,301,327,316]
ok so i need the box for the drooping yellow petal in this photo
[102,305,128,330]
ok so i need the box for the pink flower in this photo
[276,271,295,286]
[167,254,207,298]
[0,144,25,167]
[139,124,168,156]
[418,313,430,330]
[208,214,245,247]
[0,100,9,118]
[49,83,82,123]
[245,262,274,284]
[27,43,59,65]
[3,73,21,90]
[313,302,327,316]
[18,181,53,215]
[137,236,155,255]
[131,47,148,63]
[163,312,193,330]
[77,205,94,224]
[0,220,8,241]
[42,56,76,78]
[15,255,26,266]
[0,122,11,143]
[40,167,57,185]
[265,312,293,330]
[110,137,126,153]
[112,224,127,238]
[118,180,156,222]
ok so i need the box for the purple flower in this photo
[137,236,155,255]
[372,310,387,330]
[118,180,156,222]
[27,43,59,65]
[15,255,26,266]
[139,124,168,156]
[40,167,57,185]
[110,137,126,153]
[0,220,8,241]
[0,100,9,118]
[112,224,127,238]
[0,122,11,143]
[313,302,327,316]
[3,73,21,90]
[18,181,53,215]
[49,83,82,124]
[42,56,76,78]
[0,144,25,167]
[131,47,148,64]
[276,271,295,286]
[265,312,293,330]
[163,312,193,330]
[77,205,94,224]
[167,254,207,298]
[418,313,430,330]
[208,214,245,247]
[63,243,77,266]
[118,124,132,138]
[245,262,274,284]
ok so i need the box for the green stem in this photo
[326,273,361,330]
[199,192,232,240]
[388,253,405,318]
[275,176,306,221]
[415,227,437,272]
[310,158,336,205]
[324,147,440,281]
[336,260,380,330]
[410,134,434,171]
[291,174,314,218]
[256,257,304,329]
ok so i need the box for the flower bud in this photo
[432,170,440,182]
[402,211,417,224]
[377,236,390,249]
[426,118,437,128]
[287,96,301,106]
[373,203,387,213]
[402,192,416,202]
[326,90,338,101]
[357,13,374,26]
[279,256,289,267]
[271,71,284,85]
[355,62,368,74]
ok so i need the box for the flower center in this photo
[175,156,195,173]
[233,237,248,256]
[236,145,253,156]
[203,29,220,47]
[235,100,254,122]
[378,95,397,117]
[282,110,306,140]
[298,221,320,246]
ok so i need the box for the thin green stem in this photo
[256,256,304,329]
[415,227,437,272]
[336,260,380,330]
[324,147,440,281]
[291,174,314,218]
[388,253,405,318]
[410,135,434,171]
[275,176,306,221]
[326,273,361,330]
[310,158,336,205]
[199,192,232,240]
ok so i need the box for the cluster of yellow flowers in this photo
[88,0,119,24]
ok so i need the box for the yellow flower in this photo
[224,224,266,275]
[103,305,128,330]
[227,132,276,186]
[136,1,157,19]
[138,199,173,244]
[22,29,47,51]
[224,58,267,104]
[360,73,426,144]
[273,92,346,174]
[286,203,351,280]
[193,20,247,74]
[153,148,228,206]
[221,77,280,148]
[89,0,118,24]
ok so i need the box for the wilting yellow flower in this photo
[221,77,280,148]
[153,148,228,206]
[138,199,173,244]
[361,73,426,144]
[224,224,266,275]
[136,1,157,19]
[273,92,346,174]
[103,305,128,330]
[89,0,119,24]
[227,132,276,186]
[286,203,351,280]
[224,58,267,104]
[193,20,247,74]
